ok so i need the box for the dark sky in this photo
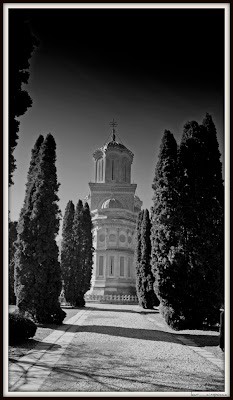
[11,8,224,89]
[9,7,225,229]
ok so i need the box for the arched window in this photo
[99,256,104,276]
[120,257,124,277]
[109,256,114,275]
[97,158,103,182]
[100,159,103,181]
[128,258,131,277]
[122,159,128,182]
[124,162,127,182]
[111,159,115,180]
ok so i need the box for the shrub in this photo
[43,307,67,325]
[159,303,186,331]
[9,312,37,343]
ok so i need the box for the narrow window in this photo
[120,257,124,277]
[99,256,104,276]
[98,159,100,181]
[124,162,127,182]
[112,160,115,180]
[101,159,103,181]
[128,258,131,277]
[110,256,114,275]
[95,161,98,182]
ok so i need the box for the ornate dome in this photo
[101,198,123,209]
[103,139,132,153]
[92,125,134,160]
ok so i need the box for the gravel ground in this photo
[39,303,225,393]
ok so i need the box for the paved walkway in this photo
[8,304,225,394]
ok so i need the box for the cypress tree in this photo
[151,119,224,329]
[9,220,17,304]
[14,134,66,324]
[135,210,143,303]
[135,209,158,309]
[22,135,44,213]
[151,130,183,328]
[72,200,85,307]
[178,116,224,326]
[14,135,44,316]
[82,202,94,295]
[60,200,75,304]
[61,200,93,307]
[202,113,224,308]
[177,120,208,327]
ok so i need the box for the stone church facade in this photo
[87,124,142,296]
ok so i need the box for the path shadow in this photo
[9,349,224,392]
[85,306,159,314]
[9,339,61,353]
[48,323,219,347]
[80,325,220,347]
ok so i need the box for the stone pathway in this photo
[9,310,90,391]
[8,304,226,394]
[146,316,225,372]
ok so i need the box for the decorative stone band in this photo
[84,294,138,304]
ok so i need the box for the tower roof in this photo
[93,120,134,160]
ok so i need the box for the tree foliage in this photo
[72,200,85,306]
[14,135,44,316]
[71,200,93,307]
[9,220,18,304]
[135,209,159,309]
[14,134,66,324]
[82,202,94,295]
[151,117,224,329]
[151,130,181,318]
[9,13,38,185]
[60,200,75,303]
[61,200,93,307]
[178,116,224,326]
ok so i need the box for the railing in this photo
[84,294,138,303]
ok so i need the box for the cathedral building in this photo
[87,121,142,296]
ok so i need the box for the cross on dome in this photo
[109,118,118,141]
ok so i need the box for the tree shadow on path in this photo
[85,306,159,314]
[74,324,220,347]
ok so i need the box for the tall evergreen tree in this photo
[135,210,143,272]
[9,14,38,185]
[60,200,75,303]
[151,130,184,328]
[14,134,66,324]
[135,209,158,309]
[9,220,17,304]
[82,202,94,295]
[135,210,143,302]
[72,200,85,307]
[70,200,94,307]
[176,120,208,327]
[14,135,44,315]
[177,116,224,326]
[21,135,44,213]
[202,113,224,302]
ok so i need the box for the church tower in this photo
[88,120,142,296]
